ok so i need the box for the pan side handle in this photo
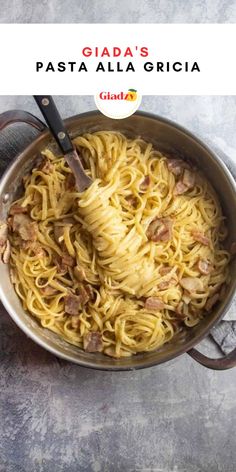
[0,109,46,176]
[0,110,45,132]
[187,347,236,370]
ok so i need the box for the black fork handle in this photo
[33,95,74,154]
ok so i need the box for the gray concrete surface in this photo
[1,0,236,23]
[0,94,235,472]
[0,0,236,471]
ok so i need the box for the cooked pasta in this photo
[6,131,230,358]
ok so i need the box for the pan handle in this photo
[0,110,47,176]
[187,346,236,370]
[0,110,46,132]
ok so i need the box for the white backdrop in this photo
[0,24,235,94]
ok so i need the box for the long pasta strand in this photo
[8,131,230,358]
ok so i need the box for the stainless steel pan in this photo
[0,109,236,370]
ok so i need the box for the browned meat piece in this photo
[9,204,28,215]
[12,214,38,241]
[159,266,172,276]
[84,284,94,300]
[146,217,173,242]
[33,244,45,257]
[173,181,188,196]
[170,161,195,196]
[167,158,189,176]
[21,241,45,257]
[74,265,86,282]
[182,169,195,189]
[145,297,164,310]
[65,173,76,190]
[38,157,54,174]
[20,222,38,242]
[2,240,11,264]
[77,284,90,305]
[53,252,75,273]
[125,195,137,206]
[54,224,64,244]
[180,277,203,293]
[157,278,177,290]
[65,293,83,315]
[191,231,210,246]
[41,285,58,296]
[53,254,67,273]
[197,259,212,275]
[71,316,80,329]
[61,253,75,268]
[0,222,8,253]
[205,293,219,312]
[65,283,91,315]
[139,175,150,191]
[61,217,75,225]
[83,332,103,353]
